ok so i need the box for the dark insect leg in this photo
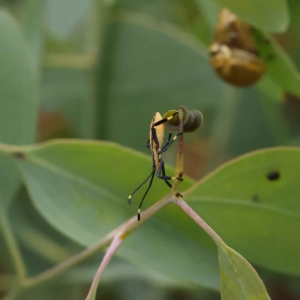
[137,171,156,221]
[128,170,154,205]
[160,158,183,197]
[149,130,172,187]
[146,139,150,148]
[159,131,172,153]
[156,160,183,182]
[128,155,156,205]
[152,112,179,127]
[159,132,183,154]
[162,163,172,188]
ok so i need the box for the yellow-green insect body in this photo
[150,112,164,170]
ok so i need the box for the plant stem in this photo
[0,275,17,292]
[22,194,173,288]
[174,197,223,245]
[94,0,115,140]
[43,54,95,69]
[2,287,20,300]
[173,109,184,194]
[21,232,113,288]
[85,232,124,300]
[0,214,27,279]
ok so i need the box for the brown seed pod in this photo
[210,43,266,87]
[214,9,257,53]
[210,9,266,86]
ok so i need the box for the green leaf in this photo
[12,140,220,289]
[115,0,180,23]
[41,67,96,139]
[251,30,300,99]
[20,0,45,70]
[173,198,270,299]
[11,190,78,266]
[210,0,289,33]
[195,0,220,28]
[262,38,300,98]
[218,243,270,300]
[0,10,38,211]
[185,147,300,275]
[44,0,92,39]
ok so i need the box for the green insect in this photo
[128,106,203,220]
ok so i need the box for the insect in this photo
[209,9,266,86]
[128,106,203,221]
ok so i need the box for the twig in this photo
[0,274,17,292]
[22,194,173,288]
[173,108,184,194]
[85,232,125,300]
[174,197,223,245]
[0,214,27,279]
[2,287,21,300]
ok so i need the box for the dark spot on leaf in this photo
[252,194,259,202]
[12,152,25,159]
[267,171,280,181]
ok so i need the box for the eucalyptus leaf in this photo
[195,0,220,28]
[185,147,300,275]
[263,38,300,98]
[0,10,38,211]
[218,243,270,300]
[41,67,96,139]
[210,0,289,33]
[44,0,92,39]
[252,30,300,99]
[20,0,44,70]
[11,140,220,290]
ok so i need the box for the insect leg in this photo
[159,131,172,153]
[156,160,183,182]
[161,163,172,188]
[146,139,150,148]
[159,132,183,154]
[127,171,154,205]
[137,170,156,221]
[128,156,156,205]
[150,125,172,186]
[152,112,179,128]
[158,159,183,196]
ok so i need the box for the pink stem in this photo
[85,232,125,300]
[175,198,223,245]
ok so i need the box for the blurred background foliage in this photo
[0,0,300,299]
